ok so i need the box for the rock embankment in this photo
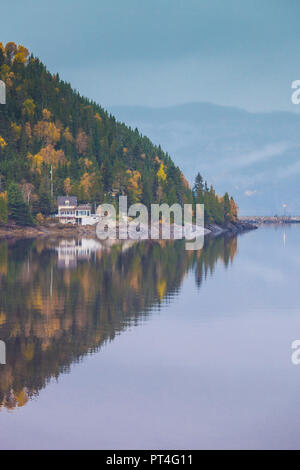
[0,220,257,240]
[206,221,257,236]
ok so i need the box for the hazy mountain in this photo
[109,103,300,215]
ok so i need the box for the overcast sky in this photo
[2,0,300,112]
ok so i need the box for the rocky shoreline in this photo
[0,220,257,240]
[205,220,257,236]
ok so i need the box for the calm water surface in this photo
[0,225,300,449]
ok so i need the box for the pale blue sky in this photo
[1,0,300,111]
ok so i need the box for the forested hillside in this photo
[0,42,237,225]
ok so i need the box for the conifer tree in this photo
[223,192,231,223]
[0,196,8,223]
[7,182,33,225]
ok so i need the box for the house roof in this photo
[77,204,91,210]
[57,196,77,207]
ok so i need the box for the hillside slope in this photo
[0,43,237,225]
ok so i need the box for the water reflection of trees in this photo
[0,234,237,411]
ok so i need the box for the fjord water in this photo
[0,225,300,449]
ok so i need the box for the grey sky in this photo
[1,0,300,111]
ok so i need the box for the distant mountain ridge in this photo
[109,103,300,215]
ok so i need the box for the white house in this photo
[57,196,77,224]
[57,197,99,226]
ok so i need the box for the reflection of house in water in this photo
[56,239,103,268]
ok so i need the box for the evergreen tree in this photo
[223,192,231,223]
[38,189,51,216]
[7,182,33,225]
[0,197,8,223]
[193,172,204,197]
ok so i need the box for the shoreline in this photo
[0,220,257,241]
[239,216,300,225]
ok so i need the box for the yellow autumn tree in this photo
[0,191,7,202]
[11,122,21,142]
[34,121,60,145]
[27,152,43,174]
[28,145,65,174]
[13,45,29,64]
[39,145,65,167]
[0,136,7,150]
[79,172,94,199]
[84,158,93,169]
[157,163,167,183]
[0,64,14,87]
[22,98,35,118]
[126,169,142,202]
[5,42,17,63]
[35,213,44,225]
